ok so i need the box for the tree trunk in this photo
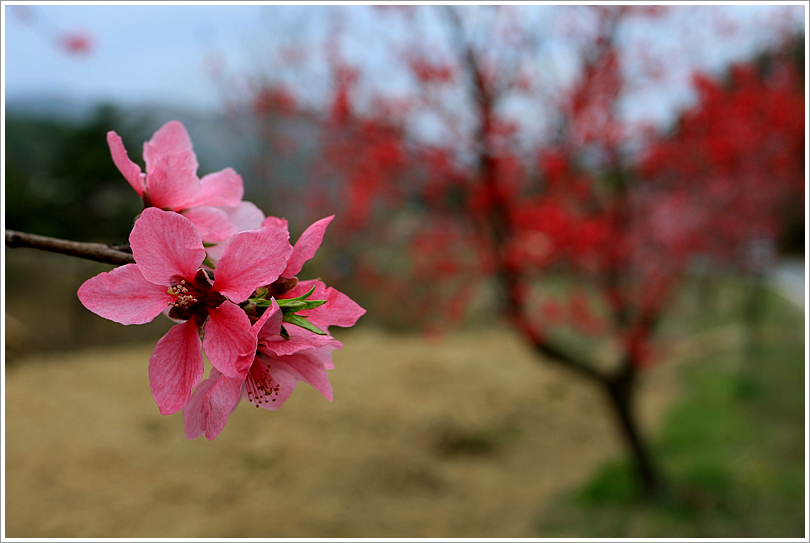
[742,271,764,369]
[737,269,765,398]
[604,365,663,499]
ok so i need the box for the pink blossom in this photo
[58,32,93,55]
[78,208,292,415]
[183,216,365,440]
[209,213,335,270]
[275,215,334,278]
[277,278,365,333]
[268,215,365,333]
[183,302,344,440]
[107,120,247,243]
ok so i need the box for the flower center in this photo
[245,361,281,407]
[166,271,226,322]
[168,281,198,308]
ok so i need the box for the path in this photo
[770,257,806,310]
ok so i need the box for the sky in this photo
[3,4,269,110]
[2,3,807,127]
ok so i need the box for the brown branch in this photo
[515,311,609,384]
[5,230,135,266]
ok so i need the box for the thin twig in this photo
[5,230,135,266]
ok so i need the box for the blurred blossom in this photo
[57,31,94,56]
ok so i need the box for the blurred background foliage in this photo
[5,107,143,243]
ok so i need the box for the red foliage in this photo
[253,86,297,117]
[242,6,803,372]
[409,58,454,84]
[639,54,805,268]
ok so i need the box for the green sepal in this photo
[282,312,327,335]
[279,300,307,311]
[277,299,327,312]
[275,285,327,312]
[248,285,327,312]
[278,285,317,304]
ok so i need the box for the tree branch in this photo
[5,230,135,266]
[516,313,609,384]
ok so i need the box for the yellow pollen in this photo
[168,281,197,308]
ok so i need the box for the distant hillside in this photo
[6,94,257,174]
[5,93,326,234]
[5,93,100,122]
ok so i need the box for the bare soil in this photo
[4,326,687,538]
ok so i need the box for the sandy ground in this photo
[4,326,688,538]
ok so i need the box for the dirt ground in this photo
[4,326,687,538]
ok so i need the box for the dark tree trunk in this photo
[604,364,663,499]
[737,269,766,398]
[742,271,765,372]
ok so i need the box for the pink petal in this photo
[107,131,146,196]
[284,280,366,331]
[252,300,341,355]
[268,347,336,401]
[204,202,267,264]
[262,327,342,356]
[227,201,266,231]
[77,263,173,325]
[212,226,292,302]
[204,244,226,266]
[182,206,238,243]
[182,370,217,440]
[144,152,201,210]
[231,299,273,371]
[201,374,244,440]
[142,120,198,174]
[188,168,244,208]
[183,368,243,440]
[130,208,206,286]
[283,215,334,277]
[149,319,205,415]
[261,215,289,231]
[203,301,256,378]
[254,300,283,343]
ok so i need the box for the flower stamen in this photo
[246,362,281,407]
[168,280,198,308]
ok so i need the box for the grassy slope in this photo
[536,279,806,538]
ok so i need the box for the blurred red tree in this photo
[236,5,804,497]
[640,54,805,272]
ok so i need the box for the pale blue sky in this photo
[4,4,270,110]
[3,3,806,126]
